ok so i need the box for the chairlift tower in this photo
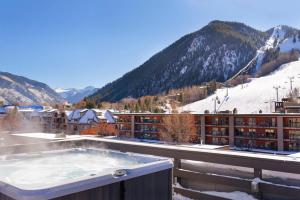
[288,76,295,92]
[212,96,220,114]
[273,85,280,102]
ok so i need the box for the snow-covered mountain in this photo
[230,25,300,78]
[0,72,64,105]
[55,86,98,103]
[181,60,300,114]
[88,21,300,103]
[89,20,271,102]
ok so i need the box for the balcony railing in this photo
[135,128,159,133]
[288,136,300,140]
[119,128,131,131]
[234,143,278,151]
[212,140,229,145]
[208,131,229,136]
[235,132,277,139]
[287,122,300,128]
[210,121,229,126]
[235,122,276,127]
[118,119,132,123]
[135,119,161,124]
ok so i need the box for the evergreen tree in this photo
[86,101,96,109]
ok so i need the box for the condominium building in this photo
[115,113,300,152]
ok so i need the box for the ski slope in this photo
[181,60,300,114]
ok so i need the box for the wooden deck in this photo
[1,138,300,200]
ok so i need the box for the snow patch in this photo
[255,25,286,71]
[55,88,70,93]
[280,37,300,52]
[181,60,300,114]
[202,191,257,200]
[180,66,188,75]
[173,193,192,200]
[79,110,99,124]
[0,75,15,83]
[188,36,205,53]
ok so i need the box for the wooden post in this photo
[277,116,284,151]
[254,168,262,179]
[174,158,182,185]
[229,115,235,148]
[200,115,206,144]
[253,168,263,199]
[131,115,135,138]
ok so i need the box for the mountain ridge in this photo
[55,86,98,103]
[0,71,64,105]
[88,20,299,103]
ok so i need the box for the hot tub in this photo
[0,145,173,200]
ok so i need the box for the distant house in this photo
[67,109,116,135]
[28,109,68,133]
[0,107,6,114]
[18,105,44,111]
[0,107,6,120]
[275,98,300,113]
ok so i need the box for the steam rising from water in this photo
[0,148,156,189]
[0,110,46,146]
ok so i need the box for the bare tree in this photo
[97,123,118,136]
[289,88,300,100]
[3,107,21,132]
[159,114,198,144]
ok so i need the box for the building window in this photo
[212,128,218,136]
[235,128,244,136]
[248,118,256,126]
[289,130,300,140]
[212,117,219,125]
[288,118,300,128]
[265,129,276,138]
[212,137,219,145]
[220,128,227,136]
[235,118,244,126]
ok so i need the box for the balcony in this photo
[235,122,276,128]
[208,131,229,137]
[119,128,131,131]
[207,119,229,126]
[117,119,132,123]
[135,119,161,124]
[235,143,278,151]
[235,132,277,140]
[135,128,159,133]
[286,122,300,128]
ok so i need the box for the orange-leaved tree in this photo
[159,114,198,144]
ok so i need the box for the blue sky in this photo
[0,0,299,89]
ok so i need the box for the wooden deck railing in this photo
[82,138,300,200]
[1,138,300,200]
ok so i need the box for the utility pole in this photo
[273,86,280,102]
[288,76,295,92]
[212,96,220,114]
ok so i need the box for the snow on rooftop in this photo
[79,109,99,124]
[68,109,82,120]
[181,60,300,114]
[12,133,84,140]
[67,109,115,123]
[179,144,224,150]
[65,110,72,117]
